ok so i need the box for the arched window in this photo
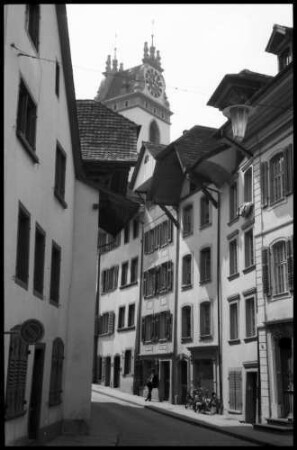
[149,120,160,144]
[5,325,29,419]
[49,338,64,406]
[181,305,192,341]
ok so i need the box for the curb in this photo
[92,388,277,447]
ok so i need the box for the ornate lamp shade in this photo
[223,104,252,142]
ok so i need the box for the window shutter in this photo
[228,371,236,410]
[142,317,145,342]
[144,232,148,254]
[287,236,294,291]
[108,312,115,334]
[234,370,242,411]
[168,220,173,243]
[284,144,293,196]
[152,269,156,295]
[114,266,119,289]
[166,312,172,341]
[143,272,147,297]
[168,261,173,291]
[101,358,106,382]
[262,247,271,296]
[260,161,269,207]
[151,315,155,341]
[154,313,160,342]
[154,225,160,249]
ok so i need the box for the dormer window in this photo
[278,47,292,72]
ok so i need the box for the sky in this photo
[66,3,293,142]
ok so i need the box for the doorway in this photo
[245,371,257,424]
[105,356,111,386]
[279,337,293,417]
[28,344,45,439]
[113,355,121,388]
[180,360,188,404]
[160,361,170,401]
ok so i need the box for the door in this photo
[105,357,111,386]
[160,361,170,401]
[28,344,45,439]
[181,360,188,403]
[245,371,257,424]
[113,355,121,388]
[279,337,292,417]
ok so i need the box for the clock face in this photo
[145,68,164,98]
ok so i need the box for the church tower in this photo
[95,37,172,149]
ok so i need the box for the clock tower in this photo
[95,39,172,150]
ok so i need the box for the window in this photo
[121,262,128,286]
[118,306,125,329]
[200,302,211,337]
[97,357,103,381]
[33,224,45,297]
[5,326,29,419]
[230,302,239,340]
[142,315,154,342]
[272,241,288,295]
[181,306,192,340]
[54,144,67,205]
[98,231,120,254]
[55,61,60,97]
[245,297,256,338]
[130,257,138,284]
[128,304,135,327]
[98,311,115,335]
[49,338,64,406]
[17,79,37,155]
[229,181,238,221]
[124,224,129,244]
[101,266,119,294]
[149,311,172,342]
[133,219,139,239]
[144,219,172,254]
[149,120,160,144]
[182,254,192,287]
[50,242,61,305]
[261,146,293,208]
[200,196,210,227]
[200,247,211,284]
[143,261,173,298]
[183,205,193,237]
[244,167,253,203]
[229,239,238,276]
[15,203,31,287]
[124,350,132,375]
[26,4,40,51]
[228,369,242,412]
[244,229,254,268]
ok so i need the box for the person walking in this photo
[145,368,159,401]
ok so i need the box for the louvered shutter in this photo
[260,162,269,207]
[108,312,115,334]
[154,225,160,250]
[287,236,294,291]
[235,370,242,411]
[143,272,147,297]
[262,248,271,296]
[228,371,236,410]
[114,266,119,289]
[154,313,160,342]
[168,220,173,243]
[142,317,145,342]
[284,144,293,195]
[228,369,242,411]
[152,269,156,295]
[168,261,173,291]
[166,312,172,341]
[151,315,155,341]
[5,328,29,418]
[144,232,148,254]
[102,358,106,382]
[155,267,160,295]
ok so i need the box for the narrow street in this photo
[46,391,258,446]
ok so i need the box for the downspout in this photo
[216,192,223,413]
[171,205,180,404]
[133,196,145,395]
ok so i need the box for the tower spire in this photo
[112,32,118,72]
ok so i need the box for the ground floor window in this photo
[228,368,242,412]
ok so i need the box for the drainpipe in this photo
[171,205,180,404]
[133,198,145,395]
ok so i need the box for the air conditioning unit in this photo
[238,202,254,218]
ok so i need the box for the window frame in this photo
[244,228,254,269]
[182,254,192,288]
[245,296,256,339]
[270,152,285,205]
[181,305,192,341]
[123,349,132,375]
[16,78,38,161]
[25,4,40,52]
[118,306,126,330]
[229,238,238,277]
[272,240,288,295]
[229,180,238,222]
[15,202,31,289]
[33,222,46,298]
[200,195,211,228]
[130,257,138,284]
[200,301,212,338]
[182,204,193,237]
[200,247,211,284]
[229,301,239,342]
[54,142,67,208]
[49,241,61,306]
[121,261,129,287]
[127,304,135,327]
[244,166,253,203]
[48,338,64,407]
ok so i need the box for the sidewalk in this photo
[92,385,293,447]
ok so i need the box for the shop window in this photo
[49,338,64,406]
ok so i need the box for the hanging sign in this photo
[19,319,44,345]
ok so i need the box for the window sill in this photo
[54,189,68,209]
[244,336,257,343]
[227,216,239,227]
[242,265,256,275]
[17,131,39,164]
[181,336,192,343]
[199,279,211,286]
[49,299,59,308]
[101,288,118,296]
[33,289,44,300]
[228,339,241,345]
[199,334,213,340]
[228,409,242,415]
[99,332,114,337]
[271,291,291,300]
[14,276,28,291]
[181,284,193,291]
[183,231,193,238]
[228,272,240,281]
[120,281,138,290]
[199,222,212,231]
[117,325,136,333]
[5,409,27,421]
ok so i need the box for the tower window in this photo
[149,120,160,144]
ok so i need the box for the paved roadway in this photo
[46,391,258,446]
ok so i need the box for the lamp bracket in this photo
[221,135,252,158]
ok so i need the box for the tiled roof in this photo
[76,100,139,163]
[143,141,166,158]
